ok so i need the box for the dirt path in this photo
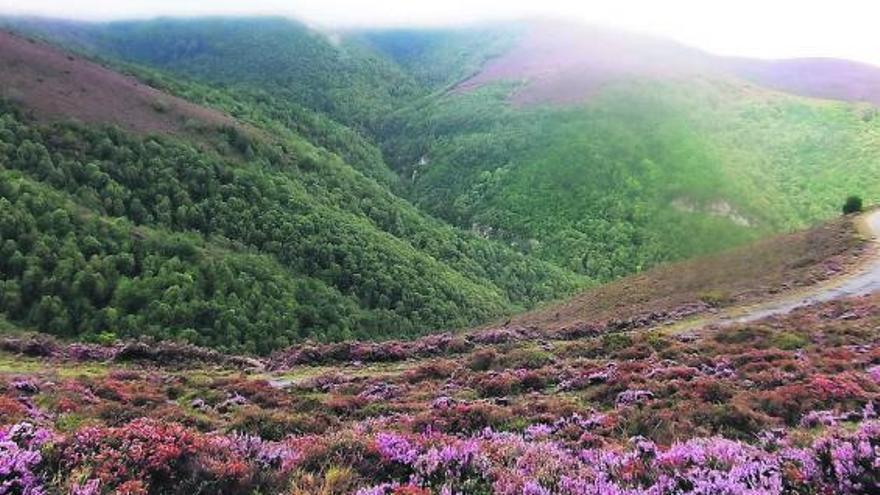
[673,210,880,332]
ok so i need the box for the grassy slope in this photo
[508,212,868,332]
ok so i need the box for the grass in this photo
[504,213,867,331]
[0,354,110,377]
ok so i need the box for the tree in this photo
[842,195,863,214]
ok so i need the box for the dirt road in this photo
[692,209,880,329]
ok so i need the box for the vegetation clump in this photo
[843,195,864,214]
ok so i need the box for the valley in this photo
[0,12,879,495]
[1,210,878,494]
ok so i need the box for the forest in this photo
[0,100,583,353]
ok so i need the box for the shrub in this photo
[228,408,331,440]
[842,195,863,214]
[287,466,359,495]
[405,360,459,383]
[474,372,518,397]
[698,290,732,308]
[771,331,809,350]
[60,418,298,494]
[466,348,497,371]
[601,333,633,354]
[498,348,554,370]
[694,402,773,440]
[414,402,510,434]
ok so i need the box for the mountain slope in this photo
[729,57,880,107]
[0,30,234,134]
[2,17,417,186]
[0,29,585,352]
[453,21,720,105]
[372,21,880,278]
[2,212,878,494]
[7,16,880,326]
[13,16,880,283]
[450,20,880,108]
[8,17,422,132]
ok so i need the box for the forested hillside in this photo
[0,31,586,352]
[5,16,880,349]
[4,13,880,495]
[381,78,880,277]
[15,17,880,282]
[9,17,421,132]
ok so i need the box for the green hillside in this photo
[25,17,422,131]
[381,78,880,277]
[20,17,880,280]
[0,72,583,353]
[5,16,880,349]
[352,25,520,89]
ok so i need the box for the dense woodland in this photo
[0,102,583,353]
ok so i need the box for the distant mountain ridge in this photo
[448,19,880,107]
[728,56,880,107]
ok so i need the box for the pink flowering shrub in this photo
[59,418,298,494]
[0,422,53,495]
[3,291,880,493]
[361,421,880,494]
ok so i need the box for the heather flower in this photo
[376,432,419,465]
[525,423,554,440]
[522,480,552,495]
[1,423,53,450]
[0,440,44,495]
[355,482,398,495]
[70,479,101,495]
[432,396,455,409]
[0,422,51,495]
[629,436,657,458]
[10,379,39,395]
[800,410,839,428]
[866,365,880,384]
[811,420,880,494]
[614,389,654,408]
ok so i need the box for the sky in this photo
[2,0,880,65]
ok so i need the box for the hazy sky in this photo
[3,0,880,65]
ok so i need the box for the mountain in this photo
[3,15,880,495]
[451,21,720,105]
[371,20,880,278]
[4,15,880,346]
[729,57,880,107]
[5,17,422,133]
[0,28,584,353]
